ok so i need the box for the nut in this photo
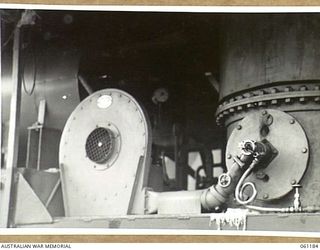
[299,97,306,102]
[258,101,266,106]
[285,98,292,103]
[237,106,243,111]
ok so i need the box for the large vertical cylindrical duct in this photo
[217,14,320,207]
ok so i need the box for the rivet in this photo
[227,154,232,159]
[291,179,296,185]
[237,124,242,130]
[262,110,267,115]
[263,194,269,199]
[302,148,308,153]
[290,119,295,124]
[315,97,320,102]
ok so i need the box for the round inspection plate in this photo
[226,109,309,201]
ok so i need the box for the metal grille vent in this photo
[85,127,114,164]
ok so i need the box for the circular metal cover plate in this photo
[226,109,309,201]
[59,89,149,216]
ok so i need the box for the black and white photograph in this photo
[1,6,320,234]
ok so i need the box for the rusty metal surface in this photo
[226,109,309,201]
[59,89,151,217]
[219,14,320,100]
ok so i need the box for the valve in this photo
[200,139,268,211]
[292,184,302,211]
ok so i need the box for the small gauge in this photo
[97,95,112,109]
[152,88,169,104]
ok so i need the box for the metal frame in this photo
[0,22,22,228]
[14,213,320,232]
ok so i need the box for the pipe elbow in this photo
[200,185,228,211]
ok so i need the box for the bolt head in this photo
[237,124,242,130]
[271,99,278,105]
[291,179,296,185]
[290,119,295,124]
[285,98,292,103]
[263,194,269,199]
[262,110,267,115]
[302,148,308,153]
[227,154,232,159]
[299,97,306,102]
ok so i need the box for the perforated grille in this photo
[85,127,114,164]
